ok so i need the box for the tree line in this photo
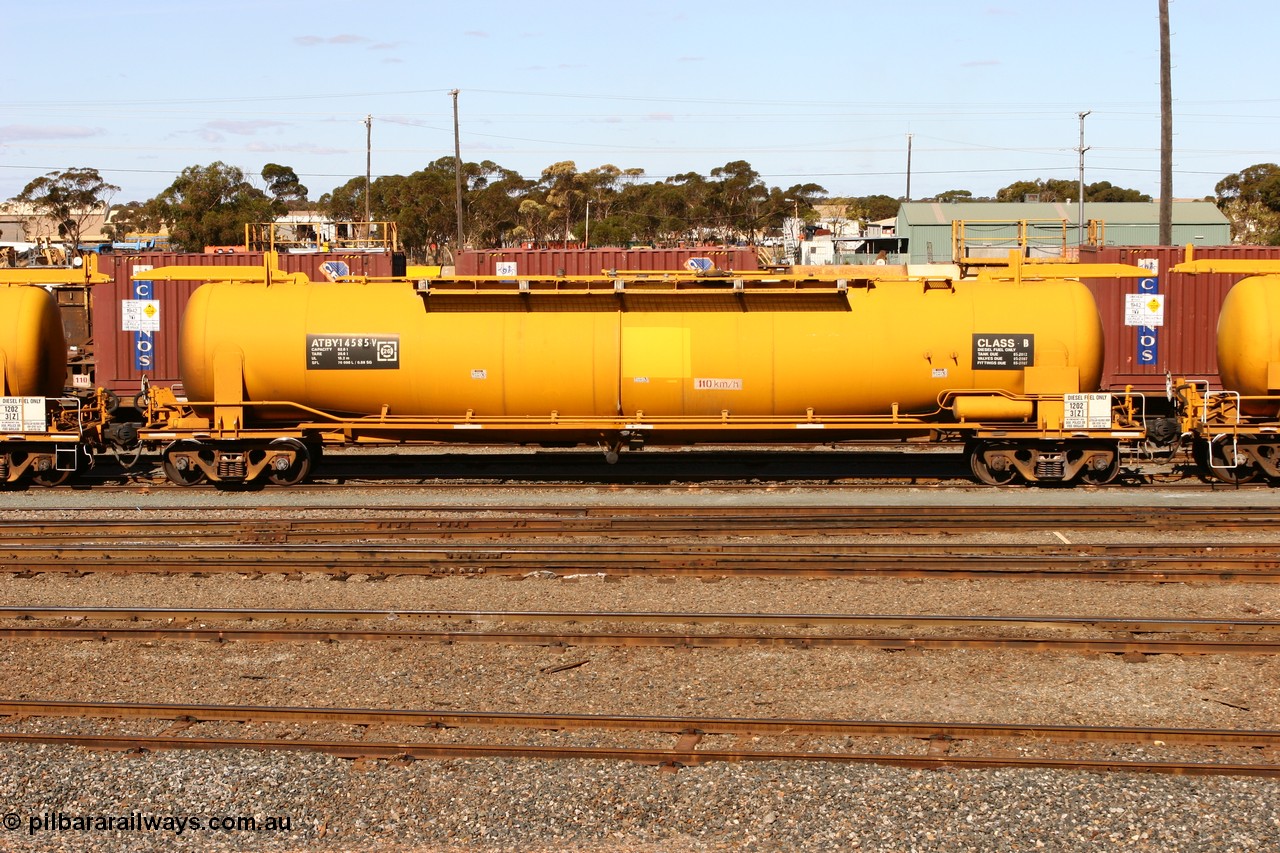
[11,160,1280,261]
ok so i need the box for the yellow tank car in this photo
[177,276,1103,419]
[139,255,1148,487]
[0,284,67,397]
[1215,274,1280,412]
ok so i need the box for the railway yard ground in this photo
[0,448,1279,851]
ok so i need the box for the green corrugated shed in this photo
[896,201,1230,264]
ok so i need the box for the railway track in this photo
[1,700,1274,777]
[4,501,1275,786]
[1,505,1279,586]
[4,606,1279,655]
[2,504,1280,538]
[2,541,1279,582]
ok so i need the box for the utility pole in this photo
[905,133,913,202]
[1077,111,1091,248]
[1158,0,1173,245]
[451,89,465,252]
[364,114,372,238]
[585,201,591,248]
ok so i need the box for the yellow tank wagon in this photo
[137,253,1149,486]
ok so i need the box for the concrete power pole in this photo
[905,133,912,202]
[1159,0,1173,245]
[1078,111,1091,248]
[364,114,372,237]
[452,89,465,253]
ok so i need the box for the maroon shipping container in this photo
[1079,245,1280,397]
[87,251,399,398]
[456,247,761,277]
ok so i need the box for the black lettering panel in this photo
[307,334,400,370]
[972,334,1034,370]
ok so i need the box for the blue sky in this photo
[2,0,1274,205]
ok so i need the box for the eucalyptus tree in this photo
[261,163,309,207]
[994,178,1150,204]
[845,194,901,225]
[148,161,281,251]
[1215,163,1280,244]
[316,176,366,223]
[102,200,163,241]
[511,198,553,246]
[706,160,770,242]
[995,179,1081,203]
[540,161,587,244]
[14,167,120,250]
[622,180,690,245]
[666,171,711,240]
[1085,181,1151,203]
[465,160,533,248]
[370,164,458,257]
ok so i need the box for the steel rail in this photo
[76,479,1239,494]
[4,699,1276,745]
[3,625,1276,655]
[1,542,1279,582]
[1,505,1280,537]
[4,606,1280,655]
[1,541,1275,557]
[4,606,1278,634]
[1,701,1276,776]
[3,732,1274,776]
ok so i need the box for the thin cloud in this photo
[0,125,105,142]
[961,59,1001,67]
[203,120,290,136]
[294,34,372,46]
[246,142,347,155]
[464,30,489,38]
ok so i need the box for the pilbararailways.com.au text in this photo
[7,811,292,836]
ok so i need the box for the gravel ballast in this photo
[3,746,1280,852]
[2,485,1279,851]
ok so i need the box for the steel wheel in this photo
[162,440,208,487]
[266,438,313,486]
[968,442,1018,486]
[28,448,77,487]
[30,467,71,487]
[1197,437,1259,484]
[1078,447,1120,486]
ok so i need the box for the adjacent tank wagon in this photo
[0,263,115,485]
[0,283,67,398]
[1173,253,1280,482]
